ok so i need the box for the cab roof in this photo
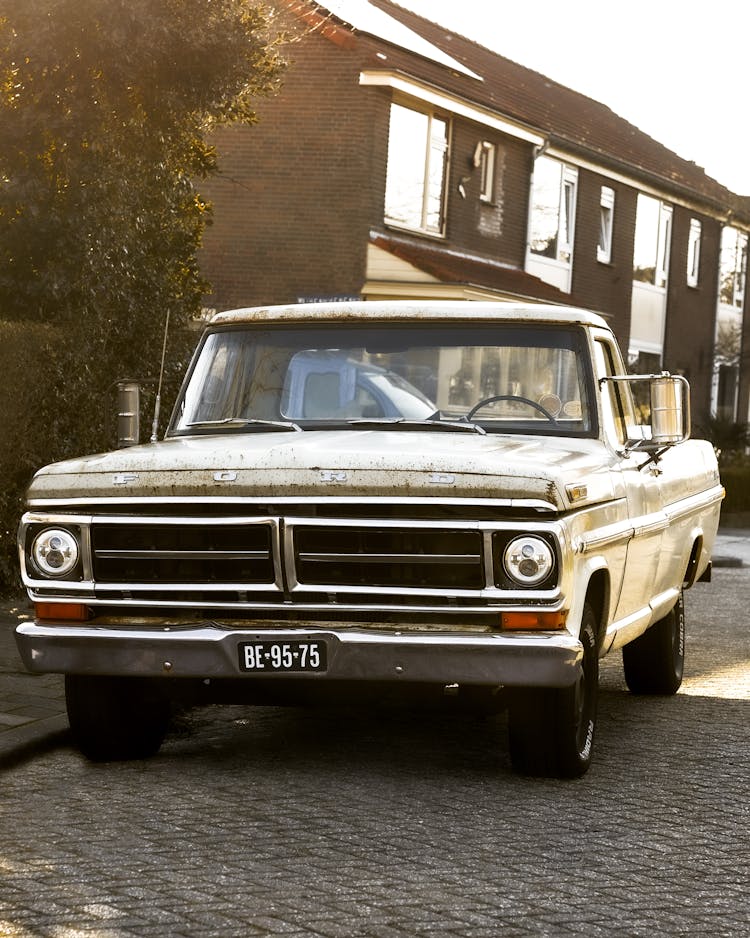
[210,300,610,330]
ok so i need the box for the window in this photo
[633,194,672,286]
[716,363,740,420]
[474,141,496,203]
[384,102,449,235]
[719,226,748,308]
[172,324,594,438]
[687,219,702,288]
[529,157,577,263]
[597,186,615,264]
[594,340,637,446]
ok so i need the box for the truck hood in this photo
[26,430,621,510]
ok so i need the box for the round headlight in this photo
[31,528,80,578]
[503,536,554,587]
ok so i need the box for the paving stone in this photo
[0,554,749,934]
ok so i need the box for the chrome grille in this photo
[91,521,275,585]
[22,504,563,613]
[292,526,484,590]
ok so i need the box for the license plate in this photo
[238,640,327,673]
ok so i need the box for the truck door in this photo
[592,335,665,627]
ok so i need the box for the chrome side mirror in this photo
[650,374,690,445]
[116,380,141,448]
[600,372,691,451]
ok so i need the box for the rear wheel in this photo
[508,604,598,778]
[622,592,685,695]
[65,675,170,762]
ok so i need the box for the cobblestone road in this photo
[0,568,748,937]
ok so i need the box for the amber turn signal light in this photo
[501,611,567,630]
[34,602,90,622]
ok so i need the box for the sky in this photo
[397,0,750,196]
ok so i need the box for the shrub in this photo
[718,462,750,516]
[0,0,284,595]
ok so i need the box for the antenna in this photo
[150,308,171,443]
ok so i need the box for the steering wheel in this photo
[466,394,556,422]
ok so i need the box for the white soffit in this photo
[320,0,482,80]
[360,71,544,146]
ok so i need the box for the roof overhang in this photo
[361,70,748,228]
[361,279,539,303]
[359,69,544,146]
[364,232,609,314]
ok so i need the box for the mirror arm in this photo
[637,447,669,471]
[622,437,668,463]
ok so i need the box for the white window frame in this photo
[384,100,450,236]
[687,218,702,288]
[719,226,748,309]
[597,186,615,264]
[559,165,578,263]
[528,157,578,265]
[632,194,672,288]
[525,157,578,293]
[474,140,496,203]
[655,203,673,287]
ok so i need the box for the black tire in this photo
[622,592,684,695]
[508,604,598,778]
[65,675,170,762]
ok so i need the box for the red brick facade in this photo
[198,1,749,427]
[201,28,379,309]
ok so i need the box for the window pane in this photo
[529,157,561,257]
[720,226,748,307]
[656,205,672,286]
[598,187,614,263]
[479,142,495,201]
[559,178,575,261]
[384,103,447,234]
[687,219,701,287]
[425,115,448,231]
[173,325,594,437]
[633,193,660,284]
[384,104,429,229]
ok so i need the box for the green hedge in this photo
[0,321,58,595]
[0,319,195,596]
[719,464,750,515]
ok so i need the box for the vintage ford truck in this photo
[17,301,724,776]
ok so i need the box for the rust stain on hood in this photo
[27,430,620,510]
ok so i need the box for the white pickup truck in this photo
[17,301,724,776]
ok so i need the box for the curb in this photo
[0,714,69,769]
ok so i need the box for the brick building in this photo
[199,0,750,428]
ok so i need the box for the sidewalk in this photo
[0,600,68,765]
[1,527,749,766]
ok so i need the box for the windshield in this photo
[170,323,594,436]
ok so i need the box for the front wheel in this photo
[65,675,171,762]
[622,592,685,695]
[508,605,598,778]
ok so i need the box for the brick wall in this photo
[571,171,637,352]
[199,27,383,310]
[663,210,721,427]
[444,121,531,267]
[197,6,736,430]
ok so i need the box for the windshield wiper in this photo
[185,418,302,432]
[345,418,485,435]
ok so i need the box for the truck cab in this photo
[17,301,723,776]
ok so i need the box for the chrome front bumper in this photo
[15,621,583,688]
